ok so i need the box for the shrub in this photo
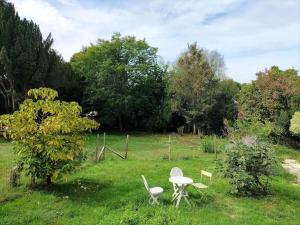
[0,88,99,185]
[290,111,300,136]
[274,110,290,136]
[222,137,277,196]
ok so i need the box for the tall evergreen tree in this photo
[0,0,82,114]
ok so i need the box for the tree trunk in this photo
[0,75,15,113]
[118,115,123,131]
[0,91,9,113]
[193,122,196,135]
[31,175,36,186]
[11,92,15,111]
[46,175,52,185]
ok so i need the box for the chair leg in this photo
[194,188,206,201]
[153,196,160,205]
[200,193,207,201]
[183,195,191,206]
[149,196,159,205]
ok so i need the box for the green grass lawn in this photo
[0,133,300,225]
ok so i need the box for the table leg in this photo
[172,189,178,197]
[172,192,179,202]
[176,193,182,208]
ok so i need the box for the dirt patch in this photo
[282,159,300,183]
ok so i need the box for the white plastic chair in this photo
[141,175,163,205]
[170,167,183,198]
[192,170,212,198]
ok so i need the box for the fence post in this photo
[95,134,99,161]
[168,135,171,160]
[214,135,217,159]
[125,134,129,159]
[103,132,106,160]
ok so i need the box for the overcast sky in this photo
[9,0,300,83]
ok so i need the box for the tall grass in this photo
[200,136,225,153]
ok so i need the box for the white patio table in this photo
[169,176,193,208]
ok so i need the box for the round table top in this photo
[169,176,193,185]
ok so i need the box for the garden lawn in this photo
[0,133,300,225]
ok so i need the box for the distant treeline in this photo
[1,1,300,142]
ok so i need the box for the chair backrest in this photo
[170,167,183,177]
[141,175,150,192]
[201,170,212,182]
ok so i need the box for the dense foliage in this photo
[209,79,240,133]
[238,66,300,140]
[222,138,277,196]
[0,0,82,114]
[0,88,99,184]
[71,33,168,131]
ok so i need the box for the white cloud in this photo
[57,0,76,6]
[9,0,300,83]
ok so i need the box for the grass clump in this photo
[201,136,223,153]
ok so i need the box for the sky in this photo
[8,0,300,83]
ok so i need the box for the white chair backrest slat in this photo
[201,170,212,182]
[141,175,150,192]
[170,167,183,177]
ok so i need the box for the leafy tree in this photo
[238,66,300,141]
[205,50,226,80]
[168,43,218,134]
[239,66,300,122]
[71,33,168,131]
[290,111,300,136]
[0,88,99,185]
[222,138,277,196]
